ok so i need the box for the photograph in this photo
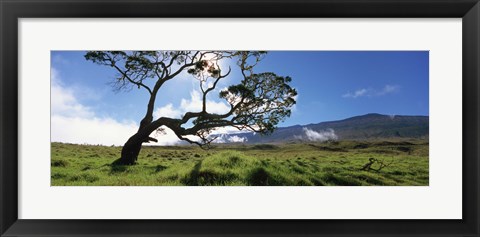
[50,50,429,186]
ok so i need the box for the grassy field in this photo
[51,139,429,186]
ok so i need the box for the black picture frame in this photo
[1,0,479,236]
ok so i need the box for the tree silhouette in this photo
[85,51,297,165]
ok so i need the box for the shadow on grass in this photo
[181,160,203,186]
[247,167,270,185]
[182,160,271,186]
[154,164,168,173]
[109,163,128,174]
[322,173,362,186]
[181,159,293,186]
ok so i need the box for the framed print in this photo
[1,0,479,236]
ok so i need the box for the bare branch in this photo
[202,66,231,112]
[112,65,153,95]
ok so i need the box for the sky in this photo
[51,51,429,145]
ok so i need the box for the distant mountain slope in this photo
[216,113,429,144]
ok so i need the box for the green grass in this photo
[51,139,429,186]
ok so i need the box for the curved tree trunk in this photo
[117,135,144,165]
[116,117,152,165]
[115,116,173,165]
[114,115,197,165]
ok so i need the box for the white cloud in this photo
[342,88,368,98]
[153,103,182,119]
[51,68,180,146]
[51,115,138,146]
[51,69,94,118]
[212,134,248,143]
[342,85,399,99]
[377,85,399,96]
[153,89,231,122]
[149,126,185,146]
[211,126,244,135]
[154,90,231,121]
[227,135,248,143]
[180,90,230,114]
[295,128,338,142]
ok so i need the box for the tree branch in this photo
[112,65,153,95]
[202,66,231,112]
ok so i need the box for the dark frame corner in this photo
[1,0,479,236]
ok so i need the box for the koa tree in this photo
[85,51,297,165]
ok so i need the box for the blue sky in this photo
[51,51,428,145]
